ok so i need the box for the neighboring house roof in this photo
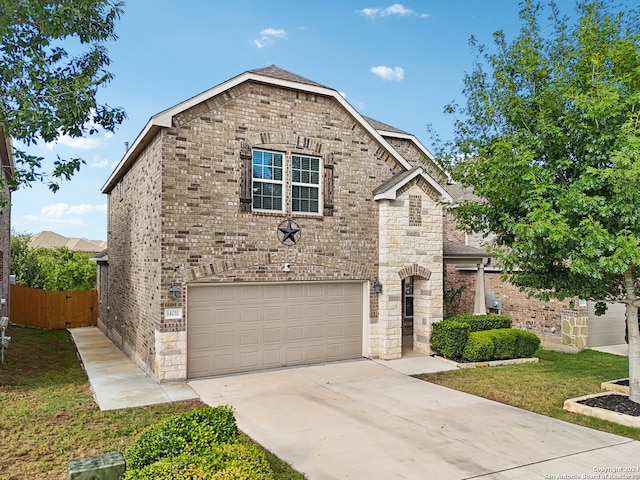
[90,248,108,262]
[30,231,107,252]
[443,240,488,259]
[446,181,482,204]
[102,65,451,202]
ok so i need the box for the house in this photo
[443,186,625,350]
[0,127,15,318]
[98,66,487,381]
[30,231,107,252]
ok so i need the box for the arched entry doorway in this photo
[402,276,414,353]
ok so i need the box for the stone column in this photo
[473,263,487,315]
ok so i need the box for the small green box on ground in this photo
[67,452,125,480]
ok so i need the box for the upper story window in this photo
[252,150,284,211]
[291,155,320,214]
[251,149,321,215]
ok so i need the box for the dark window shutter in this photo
[240,140,252,212]
[323,152,334,216]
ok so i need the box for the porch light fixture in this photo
[373,280,383,293]
[169,282,180,301]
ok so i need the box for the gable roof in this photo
[102,65,450,201]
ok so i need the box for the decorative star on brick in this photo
[278,219,300,245]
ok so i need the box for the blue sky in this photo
[12,1,543,241]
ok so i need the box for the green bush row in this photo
[445,313,512,332]
[123,405,275,479]
[462,329,541,362]
[430,314,513,359]
[123,444,274,480]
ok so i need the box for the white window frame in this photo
[251,149,323,216]
[291,154,321,215]
[252,149,285,213]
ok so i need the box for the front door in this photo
[402,277,414,352]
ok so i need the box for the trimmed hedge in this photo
[431,314,513,359]
[122,444,275,480]
[125,405,239,471]
[462,329,541,362]
[445,313,512,332]
[430,320,469,359]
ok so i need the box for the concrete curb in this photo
[564,392,640,428]
[433,356,539,369]
[601,378,630,395]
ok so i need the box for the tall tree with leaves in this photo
[0,0,126,193]
[443,0,640,402]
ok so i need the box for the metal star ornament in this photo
[278,219,301,246]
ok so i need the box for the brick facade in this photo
[100,67,450,380]
[0,131,13,319]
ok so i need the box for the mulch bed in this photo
[578,393,640,417]
[613,379,630,386]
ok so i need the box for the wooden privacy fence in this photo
[10,284,98,329]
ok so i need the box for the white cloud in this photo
[44,110,114,150]
[357,4,428,19]
[46,134,104,150]
[371,66,405,81]
[254,28,287,48]
[90,155,110,169]
[40,202,102,219]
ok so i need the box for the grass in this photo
[0,325,306,480]
[416,349,640,439]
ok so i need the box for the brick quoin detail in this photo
[398,264,431,281]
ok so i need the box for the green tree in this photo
[11,233,96,290]
[0,0,126,193]
[10,232,44,288]
[443,1,640,402]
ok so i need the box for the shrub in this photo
[514,329,542,358]
[445,313,512,332]
[462,329,541,362]
[461,333,494,362]
[430,320,470,359]
[125,405,239,470]
[123,444,275,480]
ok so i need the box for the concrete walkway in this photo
[590,343,628,356]
[70,327,198,410]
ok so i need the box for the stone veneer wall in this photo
[561,309,589,350]
[375,181,444,359]
[104,79,451,380]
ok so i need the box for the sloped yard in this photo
[0,325,305,479]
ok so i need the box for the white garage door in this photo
[187,282,364,378]
[588,301,626,347]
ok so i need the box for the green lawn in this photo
[416,349,640,439]
[0,325,306,479]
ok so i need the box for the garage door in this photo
[588,301,626,347]
[187,282,364,378]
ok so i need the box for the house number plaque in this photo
[164,308,183,320]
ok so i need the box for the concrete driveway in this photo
[189,359,640,480]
